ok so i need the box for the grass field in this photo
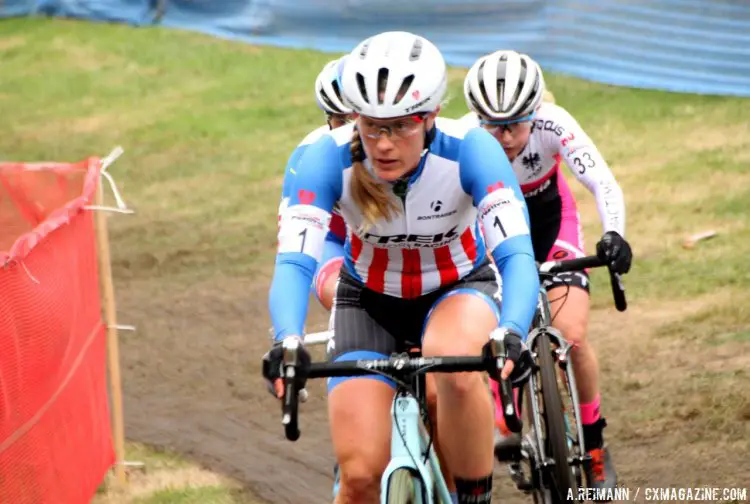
[2,16,749,504]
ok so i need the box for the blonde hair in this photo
[349,127,400,230]
[543,89,556,104]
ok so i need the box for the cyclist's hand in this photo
[261,336,311,400]
[596,231,632,274]
[484,327,533,386]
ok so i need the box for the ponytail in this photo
[349,127,400,230]
[542,89,556,104]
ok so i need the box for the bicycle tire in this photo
[536,331,578,503]
[386,468,420,504]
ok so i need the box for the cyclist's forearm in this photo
[492,248,539,337]
[268,254,316,341]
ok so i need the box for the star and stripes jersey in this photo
[461,102,626,237]
[278,125,347,242]
[269,118,540,340]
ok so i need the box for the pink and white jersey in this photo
[462,102,626,237]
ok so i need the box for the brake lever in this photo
[492,338,523,433]
[281,337,301,441]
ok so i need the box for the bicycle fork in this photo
[513,327,589,489]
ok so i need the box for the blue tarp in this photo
[4,0,750,97]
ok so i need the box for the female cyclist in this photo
[278,57,354,311]
[264,31,540,504]
[463,50,633,495]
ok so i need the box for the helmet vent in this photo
[394,74,415,105]
[377,67,389,105]
[409,39,423,61]
[356,72,369,104]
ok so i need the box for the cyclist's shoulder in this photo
[291,123,354,184]
[456,111,481,128]
[431,116,492,163]
[532,102,580,132]
[297,124,331,148]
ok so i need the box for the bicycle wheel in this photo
[386,468,421,504]
[536,331,578,502]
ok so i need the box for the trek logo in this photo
[404,95,430,113]
[361,226,459,247]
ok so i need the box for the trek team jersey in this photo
[269,118,539,340]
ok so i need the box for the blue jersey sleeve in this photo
[458,127,540,337]
[269,134,343,341]
[280,144,307,200]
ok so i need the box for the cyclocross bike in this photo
[498,255,627,504]
[272,254,626,504]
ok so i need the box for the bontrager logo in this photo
[417,200,457,221]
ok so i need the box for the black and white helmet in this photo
[315,57,353,116]
[340,31,447,119]
[464,50,545,121]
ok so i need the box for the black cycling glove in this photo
[261,337,311,399]
[596,231,633,274]
[483,328,533,386]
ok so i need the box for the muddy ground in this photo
[116,272,749,504]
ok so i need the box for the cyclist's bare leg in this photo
[422,294,496,489]
[329,379,393,504]
[546,285,598,404]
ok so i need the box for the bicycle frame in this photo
[302,332,454,504]
[381,390,453,504]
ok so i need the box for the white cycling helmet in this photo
[464,50,545,121]
[340,31,447,119]
[315,57,353,116]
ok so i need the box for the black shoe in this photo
[584,445,618,501]
[494,427,522,462]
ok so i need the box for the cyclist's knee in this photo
[338,452,387,502]
[437,370,485,398]
[555,316,588,348]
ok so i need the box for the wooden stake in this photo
[93,161,127,487]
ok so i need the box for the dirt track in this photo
[116,273,749,504]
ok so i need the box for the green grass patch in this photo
[133,486,241,504]
[4,16,750,299]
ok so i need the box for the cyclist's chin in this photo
[372,160,406,181]
[503,146,522,161]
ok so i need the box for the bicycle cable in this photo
[351,364,430,472]
[391,379,432,473]
[540,273,573,324]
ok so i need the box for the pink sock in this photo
[580,394,601,425]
